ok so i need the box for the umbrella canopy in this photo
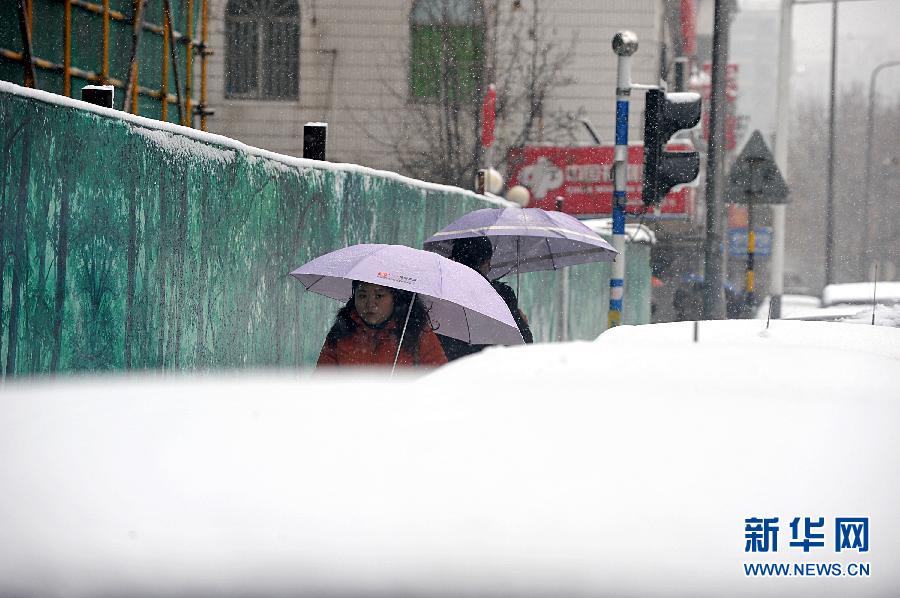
[423,207,618,279]
[290,244,524,345]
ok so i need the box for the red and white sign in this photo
[506,144,695,217]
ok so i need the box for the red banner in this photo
[506,144,695,217]
[481,84,496,148]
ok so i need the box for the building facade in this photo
[203,0,668,179]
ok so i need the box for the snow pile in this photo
[837,303,900,327]
[427,319,900,395]
[1,322,898,597]
[593,318,900,359]
[778,303,900,327]
[754,294,820,319]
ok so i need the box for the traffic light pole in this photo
[609,32,700,327]
[608,32,639,329]
[701,0,730,320]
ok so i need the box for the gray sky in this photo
[739,0,900,100]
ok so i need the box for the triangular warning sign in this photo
[725,130,789,204]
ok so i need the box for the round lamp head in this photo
[612,31,639,56]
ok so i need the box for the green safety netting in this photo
[0,83,649,376]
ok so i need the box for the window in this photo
[225,0,299,100]
[409,0,484,102]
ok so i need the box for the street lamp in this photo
[611,30,639,57]
[862,59,900,279]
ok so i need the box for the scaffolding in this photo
[1,0,210,129]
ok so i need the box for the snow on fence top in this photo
[0,80,510,207]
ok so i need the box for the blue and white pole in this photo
[608,31,638,329]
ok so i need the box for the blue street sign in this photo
[728,227,773,257]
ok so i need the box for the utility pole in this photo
[824,0,838,285]
[607,30,638,328]
[702,0,731,319]
[771,0,793,319]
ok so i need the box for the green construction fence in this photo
[0,81,650,376]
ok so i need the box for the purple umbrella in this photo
[423,207,618,280]
[290,244,524,349]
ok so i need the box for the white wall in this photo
[529,0,662,144]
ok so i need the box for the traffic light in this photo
[641,89,702,206]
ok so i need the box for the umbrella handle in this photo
[516,237,520,298]
[391,292,416,377]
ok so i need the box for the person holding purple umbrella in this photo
[440,236,533,361]
[316,280,447,368]
[293,243,524,372]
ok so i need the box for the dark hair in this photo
[324,281,435,363]
[449,236,493,273]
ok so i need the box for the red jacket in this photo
[317,311,447,367]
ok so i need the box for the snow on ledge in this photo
[0,81,511,206]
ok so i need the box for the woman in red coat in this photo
[316,281,447,368]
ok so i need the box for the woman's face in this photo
[354,283,394,326]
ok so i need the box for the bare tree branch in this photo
[356,0,579,189]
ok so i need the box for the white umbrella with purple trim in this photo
[291,244,524,355]
[423,207,618,280]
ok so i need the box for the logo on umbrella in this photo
[377,271,417,285]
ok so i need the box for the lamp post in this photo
[862,60,900,279]
[607,30,638,329]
